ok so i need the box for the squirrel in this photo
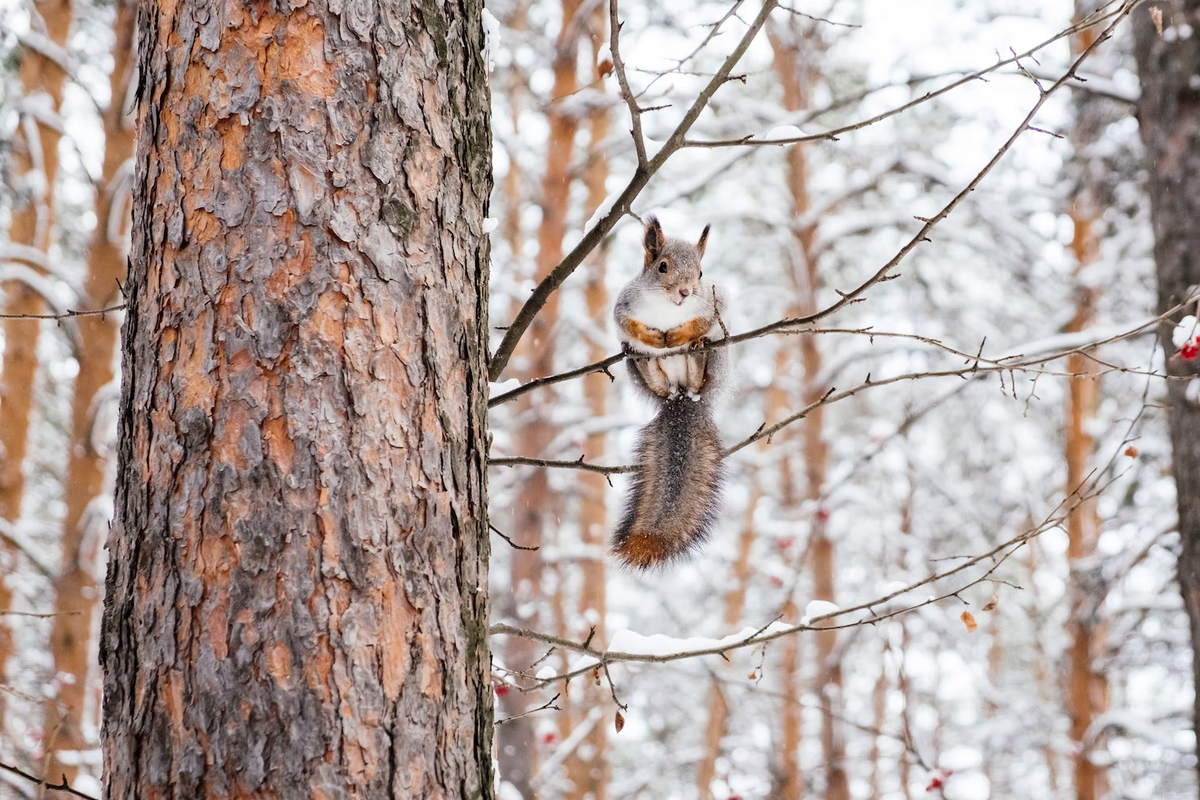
[611,216,728,569]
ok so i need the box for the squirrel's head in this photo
[643,215,710,306]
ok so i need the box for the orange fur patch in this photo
[620,317,666,349]
[663,316,712,348]
[613,531,673,569]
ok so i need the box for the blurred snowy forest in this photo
[0,0,1195,798]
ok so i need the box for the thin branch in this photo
[488,0,782,381]
[490,456,634,475]
[683,0,1131,149]
[0,761,98,800]
[489,462,1121,687]
[777,5,859,28]
[609,0,647,168]
[495,693,562,725]
[489,522,541,551]
[489,1,1142,407]
[0,304,126,321]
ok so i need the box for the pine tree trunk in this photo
[100,2,494,797]
[0,0,75,709]
[1062,10,1111,797]
[697,487,760,799]
[769,20,846,800]
[563,14,611,795]
[43,2,136,787]
[497,1,580,791]
[1132,3,1200,794]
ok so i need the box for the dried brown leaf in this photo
[1124,446,1139,458]
[1150,6,1163,36]
[982,594,999,612]
[614,710,625,733]
[961,611,978,633]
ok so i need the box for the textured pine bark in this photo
[44,2,136,787]
[1132,2,1200,792]
[0,0,75,706]
[100,1,494,798]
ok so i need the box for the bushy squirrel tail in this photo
[612,395,724,569]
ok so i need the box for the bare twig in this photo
[495,693,562,725]
[0,304,126,321]
[489,2,1142,410]
[683,0,1131,149]
[0,760,98,800]
[488,0,782,381]
[609,0,647,168]
[489,522,541,551]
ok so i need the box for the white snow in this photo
[535,665,558,680]
[944,772,990,800]
[800,600,841,625]
[497,782,525,800]
[482,217,499,234]
[1171,315,1198,348]
[584,188,622,231]
[488,379,522,398]
[606,621,791,657]
[570,654,601,673]
[759,125,807,142]
[481,9,501,74]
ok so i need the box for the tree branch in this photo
[488,0,782,381]
[683,0,1133,149]
[0,761,98,800]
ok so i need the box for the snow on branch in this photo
[487,0,782,381]
[490,435,1136,691]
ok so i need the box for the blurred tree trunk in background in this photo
[100,1,494,797]
[1063,6,1110,797]
[769,18,847,800]
[498,0,581,792]
[1132,1,1200,793]
[0,0,74,713]
[697,483,762,799]
[561,7,611,798]
[43,1,135,787]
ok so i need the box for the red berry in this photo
[494,684,510,696]
[816,508,831,523]
[925,777,943,792]
[778,537,793,550]
[1182,341,1199,361]
[540,731,557,745]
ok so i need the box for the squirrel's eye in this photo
[657,262,668,273]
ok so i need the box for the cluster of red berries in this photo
[1182,340,1199,361]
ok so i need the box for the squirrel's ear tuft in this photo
[696,224,711,259]
[643,216,664,260]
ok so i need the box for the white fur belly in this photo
[659,354,690,387]
[632,289,709,330]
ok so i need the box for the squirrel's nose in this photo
[679,288,690,297]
